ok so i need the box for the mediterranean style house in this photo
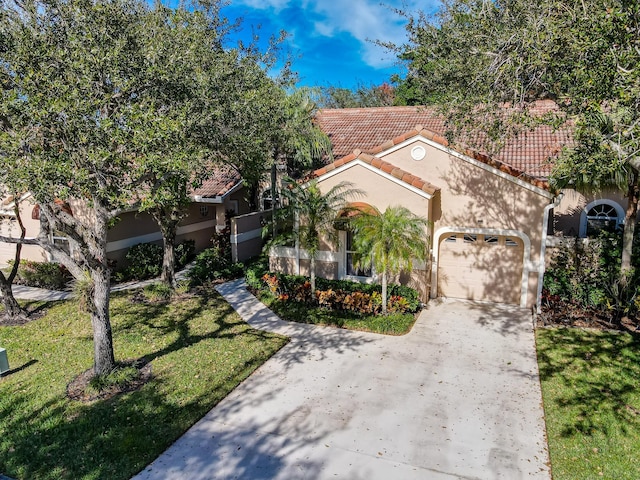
[0,166,249,269]
[270,103,634,310]
[1,104,631,308]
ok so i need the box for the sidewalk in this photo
[8,263,193,302]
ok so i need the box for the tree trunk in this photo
[90,264,116,376]
[271,162,278,239]
[0,199,27,319]
[160,223,177,288]
[621,176,639,277]
[381,271,388,314]
[310,256,316,295]
[0,274,24,319]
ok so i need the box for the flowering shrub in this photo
[292,280,313,303]
[315,288,408,314]
[262,273,280,295]
[342,291,382,314]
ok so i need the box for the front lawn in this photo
[536,328,640,479]
[0,290,288,480]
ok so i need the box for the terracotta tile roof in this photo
[314,149,440,196]
[315,102,572,181]
[192,166,242,198]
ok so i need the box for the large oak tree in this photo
[398,0,639,280]
[0,0,286,374]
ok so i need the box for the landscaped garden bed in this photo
[0,289,287,480]
[246,261,421,335]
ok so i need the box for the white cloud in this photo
[233,0,440,69]
[308,0,441,68]
[234,0,293,12]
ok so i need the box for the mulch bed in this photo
[66,361,153,403]
[538,299,640,333]
[0,307,49,327]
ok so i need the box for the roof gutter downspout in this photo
[536,192,564,314]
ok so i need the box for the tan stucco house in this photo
[0,166,249,269]
[270,104,635,309]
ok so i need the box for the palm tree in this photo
[350,206,429,314]
[279,178,359,294]
[269,88,333,238]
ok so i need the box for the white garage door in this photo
[437,233,524,305]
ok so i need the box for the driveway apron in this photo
[133,280,550,480]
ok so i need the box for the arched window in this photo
[579,200,625,237]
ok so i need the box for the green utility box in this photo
[0,348,9,375]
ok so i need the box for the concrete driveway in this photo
[133,281,550,480]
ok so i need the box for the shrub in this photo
[244,256,270,291]
[187,247,243,286]
[175,240,195,268]
[121,242,163,281]
[253,272,421,315]
[388,284,421,313]
[543,230,640,316]
[116,240,197,282]
[13,260,72,290]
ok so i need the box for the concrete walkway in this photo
[133,279,550,480]
[8,264,193,302]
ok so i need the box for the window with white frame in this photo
[345,230,372,277]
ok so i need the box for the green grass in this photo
[0,291,288,480]
[260,294,417,335]
[536,328,640,479]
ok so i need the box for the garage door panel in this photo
[438,234,523,304]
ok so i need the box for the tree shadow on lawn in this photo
[0,288,295,479]
[109,290,244,364]
[536,327,640,437]
[1,366,301,480]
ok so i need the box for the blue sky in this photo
[222,0,441,89]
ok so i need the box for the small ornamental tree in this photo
[350,206,429,314]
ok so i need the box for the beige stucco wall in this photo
[382,140,552,308]
[0,190,247,268]
[107,203,224,269]
[319,163,432,219]
[108,211,158,242]
[381,141,550,262]
[294,162,433,301]
[0,197,48,265]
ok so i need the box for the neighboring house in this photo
[0,166,250,268]
[270,104,635,309]
[0,193,47,264]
